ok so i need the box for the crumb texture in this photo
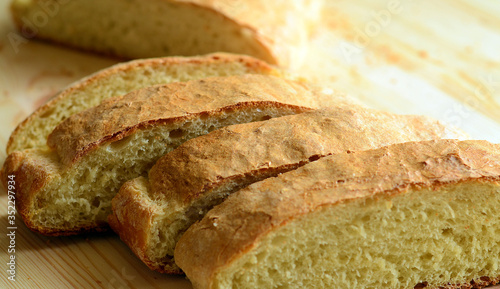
[216,183,500,289]
[175,140,500,289]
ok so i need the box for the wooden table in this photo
[1,0,499,288]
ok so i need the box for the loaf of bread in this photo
[175,139,500,289]
[10,0,322,68]
[109,107,466,274]
[7,53,284,154]
[1,74,334,236]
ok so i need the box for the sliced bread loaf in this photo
[176,139,500,289]
[7,53,284,154]
[1,74,333,236]
[10,0,322,68]
[109,107,466,274]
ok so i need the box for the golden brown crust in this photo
[149,107,464,204]
[175,140,500,289]
[46,74,332,166]
[110,106,466,274]
[108,177,185,274]
[6,53,283,154]
[108,177,165,269]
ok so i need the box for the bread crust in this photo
[175,140,500,289]
[46,74,330,166]
[109,107,467,274]
[2,75,336,235]
[108,177,168,270]
[6,53,283,154]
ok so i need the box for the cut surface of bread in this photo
[7,53,284,154]
[175,140,500,289]
[109,107,467,274]
[10,0,322,68]
[1,74,331,236]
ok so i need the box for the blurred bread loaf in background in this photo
[10,0,323,68]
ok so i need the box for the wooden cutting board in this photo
[1,0,499,288]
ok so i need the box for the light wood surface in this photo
[1,0,500,288]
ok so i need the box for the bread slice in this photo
[109,107,467,274]
[175,140,500,289]
[1,74,335,236]
[10,0,322,68]
[6,53,285,154]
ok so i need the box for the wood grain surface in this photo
[1,0,499,288]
